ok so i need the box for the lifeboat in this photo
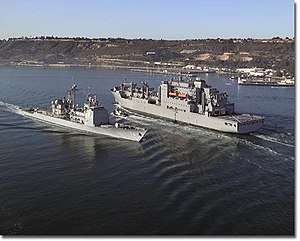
[178,93,187,98]
[168,92,177,97]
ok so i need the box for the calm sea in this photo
[0,67,294,235]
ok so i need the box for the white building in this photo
[184,64,196,69]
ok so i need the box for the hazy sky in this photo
[0,0,294,39]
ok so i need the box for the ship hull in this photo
[22,110,147,142]
[112,92,263,134]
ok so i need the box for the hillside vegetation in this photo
[0,37,295,76]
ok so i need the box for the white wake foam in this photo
[0,101,22,115]
[252,134,294,148]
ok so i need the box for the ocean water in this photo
[0,67,294,235]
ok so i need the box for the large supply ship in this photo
[22,84,147,142]
[111,79,264,134]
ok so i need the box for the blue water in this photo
[0,67,294,235]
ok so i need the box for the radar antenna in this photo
[68,77,80,109]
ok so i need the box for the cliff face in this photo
[0,38,295,75]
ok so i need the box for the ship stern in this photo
[237,119,264,134]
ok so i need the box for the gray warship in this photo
[111,79,264,134]
[22,84,147,142]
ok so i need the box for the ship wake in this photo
[251,134,294,148]
[0,101,22,115]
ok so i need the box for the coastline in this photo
[0,62,294,87]
[0,62,219,75]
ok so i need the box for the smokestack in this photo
[130,82,133,97]
[201,92,205,112]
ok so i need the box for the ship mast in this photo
[67,77,79,109]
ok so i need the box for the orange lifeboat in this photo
[168,92,177,97]
[178,93,187,98]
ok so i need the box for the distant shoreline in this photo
[0,62,294,87]
[0,62,222,75]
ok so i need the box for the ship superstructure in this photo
[111,79,264,134]
[50,84,110,127]
[22,84,147,142]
